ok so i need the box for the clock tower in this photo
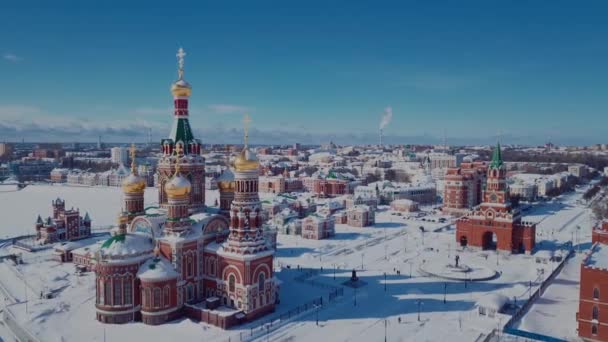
[481,142,510,211]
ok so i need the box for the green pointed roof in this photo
[36,215,43,224]
[489,142,503,169]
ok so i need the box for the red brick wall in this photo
[578,265,608,341]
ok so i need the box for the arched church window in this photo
[258,272,265,292]
[229,274,236,293]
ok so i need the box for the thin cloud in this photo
[3,53,21,63]
[207,104,252,114]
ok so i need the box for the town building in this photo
[455,143,536,253]
[443,162,487,215]
[259,175,286,194]
[509,181,537,202]
[390,199,419,212]
[569,164,589,179]
[302,213,335,240]
[0,142,14,160]
[110,147,129,165]
[35,198,91,244]
[346,205,375,227]
[50,168,69,183]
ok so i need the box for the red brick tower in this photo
[217,115,277,319]
[157,48,205,213]
[163,145,193,235]
[456,143,536,253]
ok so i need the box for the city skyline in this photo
[2,1,608,145]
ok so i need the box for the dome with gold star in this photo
[234,148,259,172]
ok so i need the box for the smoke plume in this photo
[379,106,393,130]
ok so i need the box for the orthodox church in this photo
[94,49,279,327]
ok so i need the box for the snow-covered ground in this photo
[0,184,596,341]
[0,184,159,239]
[515,253,583,340]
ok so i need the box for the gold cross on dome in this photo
[129,143,138,174]
[174,144,183,175]
[243,114,251,147]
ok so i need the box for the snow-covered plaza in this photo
[0,184,596,341]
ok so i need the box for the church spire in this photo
[489,142,503,169]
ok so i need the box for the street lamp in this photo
[416,299,423,321]
[361,253,364,270]
[332,263,337,280]
[444,282,447,304]
[384,272,387,292]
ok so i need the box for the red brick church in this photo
[455,143,536,253]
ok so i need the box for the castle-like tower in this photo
[482,142,510,209]
[456,142,536,253]
[122,144,146,223]
[163,145,194,235]
[157,48,205,212]
[216,115,277,319]
[224,115,268,255]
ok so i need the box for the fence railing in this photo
[502,248,575,341]
[1,307,40,342]
[221,267,345,342]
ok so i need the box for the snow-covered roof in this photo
[137,257,179,282]
[100,233,154,259]
[585,243,608,269]
[216,168,235,182]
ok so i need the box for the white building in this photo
[509,181,537,201]
[110,147,128,165]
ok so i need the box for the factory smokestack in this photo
[379,106,392,146]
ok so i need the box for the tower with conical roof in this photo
[456,141,536,253]
[157,48,205,213]
[484,142,508,205]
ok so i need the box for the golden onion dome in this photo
[165,173,191,199]
[171,79,192,97]
[122,173,146,194]
[217,169,235,192]
[122,144,146,194]
[234,148,260,172]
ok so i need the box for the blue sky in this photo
[1,1,608,145]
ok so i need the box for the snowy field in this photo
[0,184,223,239]
[0,184,159,239]
[0,185,597,341]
